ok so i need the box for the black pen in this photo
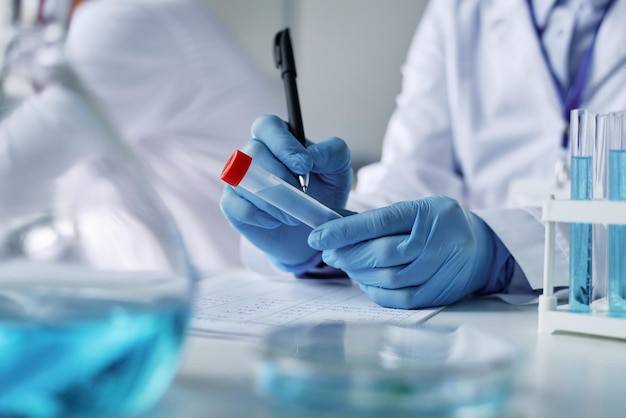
[273,28,309,193]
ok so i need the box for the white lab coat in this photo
[64,0,281,271]
[348,0,626,299]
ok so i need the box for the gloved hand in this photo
[307,196,503,308]
[220,115,353,272]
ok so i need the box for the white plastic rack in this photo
[539,196,626,340]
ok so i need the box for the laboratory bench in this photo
[140,298,626,418]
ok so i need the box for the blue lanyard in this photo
[525,0,616,149]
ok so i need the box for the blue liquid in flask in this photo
[570,155,593,312]
[609,149,626,315]
[0,273,189,418]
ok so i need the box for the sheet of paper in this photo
[189,269,441,338]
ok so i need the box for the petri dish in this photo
[257,322,521,417]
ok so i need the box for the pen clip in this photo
[273,28,296,78]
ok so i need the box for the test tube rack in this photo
[539,196,626,340]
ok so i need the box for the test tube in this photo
[608,111,626,315]
[591,113,609,310]
[221,150,342,228]
[569,109,595,313]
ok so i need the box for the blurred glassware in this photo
[259,322,520,417]
[0,1,196,417]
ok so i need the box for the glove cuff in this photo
[466,210,515,296]
[475,232,516,296]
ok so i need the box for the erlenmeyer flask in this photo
[0,2,195,417]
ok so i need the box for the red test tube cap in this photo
[221,150,253,187]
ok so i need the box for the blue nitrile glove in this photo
[220,115,353,272]
[307,196,514,308]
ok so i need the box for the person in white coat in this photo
[63,0,281,271]
[221,0,626,308]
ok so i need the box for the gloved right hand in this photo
[307,197,504,308]
[220,115,353,272]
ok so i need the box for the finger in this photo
[358,283,425,309]
[241,138,303,192]
[358,283,448,310]
[309,201,422,249]
[313,220,456,285]
[335,260,435,288]
[320,235,416,268]
[220,186,300,228]
[250,115,312,175]
[330,233,448,286]
[307,137,353,204]
[358,260,473,309]
[308,137,351,175]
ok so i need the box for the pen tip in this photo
[298,173,309,193]
[298,174,309,194]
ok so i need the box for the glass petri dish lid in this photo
[257,322,521,417]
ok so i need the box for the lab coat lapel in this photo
[484,0,562,120]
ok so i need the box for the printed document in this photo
[190,270,441,338]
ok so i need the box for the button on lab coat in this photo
[349,0,626,297]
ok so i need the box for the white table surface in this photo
[139,298,626,418]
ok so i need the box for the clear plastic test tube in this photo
[221,150,342,228]
[592,113,609,310]
[608,111,626,315]
[569,109,595,313]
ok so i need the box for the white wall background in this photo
[204,0,428,168]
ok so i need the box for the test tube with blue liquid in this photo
[592,113,609,310]
[608,111,626,315]
[221,150,342,228]
[569,109,595,313]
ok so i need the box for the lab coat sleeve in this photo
[64,0,282,270]
[0,85,110,211]
[65,0,197,143]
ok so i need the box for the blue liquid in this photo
[609,149,626,315]
[0,290,189,418]
[570,155,593,312]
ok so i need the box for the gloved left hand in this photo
[221,115,353,272]
[307,196,499,308]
